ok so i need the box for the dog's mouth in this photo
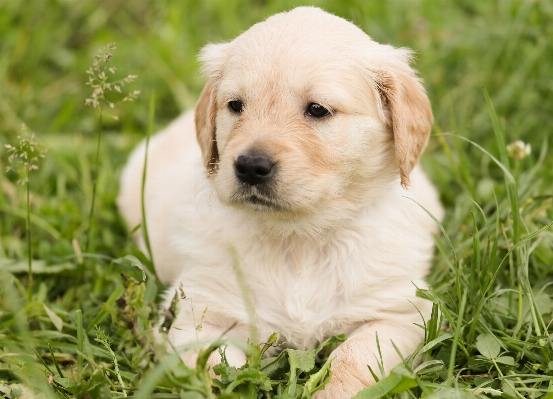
[229,191,283,212]
[245,195,282,211]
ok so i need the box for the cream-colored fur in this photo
[118,7,443,398]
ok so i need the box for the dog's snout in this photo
[234,153,275,185]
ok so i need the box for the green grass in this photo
[1,0,553,397]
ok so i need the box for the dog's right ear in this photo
[195,79,218,175]
[195,43,230,175]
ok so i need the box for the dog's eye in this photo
[228,100,244,114]
[306,103,330,118]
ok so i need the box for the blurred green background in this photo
[2,0,552,143]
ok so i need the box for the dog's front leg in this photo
[166,304,248,371]
[314,318,425,399]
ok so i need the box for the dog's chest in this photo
[235,232,376,348]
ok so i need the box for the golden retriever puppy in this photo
[118,7,443,398]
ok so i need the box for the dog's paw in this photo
[314,336,377,398]
[313,379,364,399]
[313,370,368,399]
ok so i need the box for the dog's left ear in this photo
[195,43,231,175]
[376,63,433,188]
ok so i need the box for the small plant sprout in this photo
[84,42,139,255]
[4,124,48,301]
[94,326,127,397]
[506,140,531,161]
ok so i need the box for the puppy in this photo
[118,7,443,398]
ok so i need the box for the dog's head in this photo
[195,7,432,237]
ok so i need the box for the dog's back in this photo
[118,111,200,282]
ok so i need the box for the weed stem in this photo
[26,163,32,302]
[85,101,104,259]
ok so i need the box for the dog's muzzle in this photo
[231,151,283,212]
[234,151,275,186]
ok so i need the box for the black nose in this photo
[234,152,275,185]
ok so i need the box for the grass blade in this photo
[76,309,83,376]
[447,290,467,385]
[140,91,156,275]
[482,87,520,245]
[48,343,64,378]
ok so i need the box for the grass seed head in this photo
[84,42,140,112]
[4,124,48,185]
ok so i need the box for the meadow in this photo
[1,0,552,397]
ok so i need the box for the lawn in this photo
[1,0,552,397]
